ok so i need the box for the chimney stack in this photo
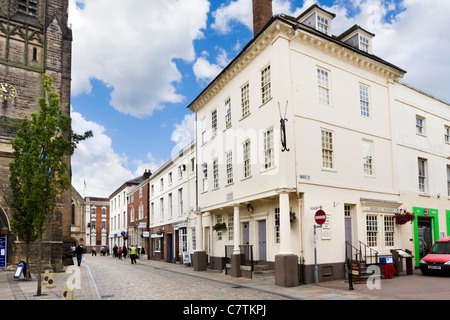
[252,0,273,37]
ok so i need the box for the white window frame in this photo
[243,140,251,178]
[416,116,425,135]
[211,109,217,138]
[213,158,219,189]
[418,158,427,193]
[362,140,374,176]
[447,165,450,197]
[241,82,250,118]
[366,214,378,247]
[360,84,370,117]
[316,15,329,34]
[151,202,154,222]
[261,65,271,105]
[168,193,173,219]
[384,216,395,247]
[317,67,330,105]
[139,202,143,220]
[160,198,164,221]
[217,214,223,241]
[226,151,233,185]
[202,163,208,192]
[445,126,450,143]
[228,213,234,241]
[263,128,274,170]
[359,35,370,53]
[201,118,207,144]
[321,129,334,169]
[225,97,232,129]
[178,188,183,216]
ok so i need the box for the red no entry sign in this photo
[315,210,327,225]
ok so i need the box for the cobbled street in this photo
[84,255,285,300]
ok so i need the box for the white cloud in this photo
[71,110,193,197]
[211,0,314,34]
[171,113,196,158]
[68,0,210,118]
[132,152,167,178]
[71,110,134,197]
[192,51,224,85]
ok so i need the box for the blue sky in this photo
[68,0,450,197]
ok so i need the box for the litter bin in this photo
[379,257,396,279]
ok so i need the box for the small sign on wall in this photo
[182,251,191,264]
[321,214,331,240]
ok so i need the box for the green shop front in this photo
[413,207,442,266]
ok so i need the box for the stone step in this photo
[253,264,269,271]
[253,265,275,279]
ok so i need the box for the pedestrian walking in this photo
[130,245,137,264]
[122,246,128,260]
[75,245,83,267]
[118,247,122,259]
[92,247,97,256]
[140,246,145,259]
[113,245,118,258]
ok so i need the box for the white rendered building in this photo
[188,2,449,285]
[148,141,197,263]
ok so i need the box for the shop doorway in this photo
[418,217,433,260]
[258,220,266,261]
[168,233,173,263]
[243,222,249,245]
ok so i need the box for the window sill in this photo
[321,168,337,173]
[260,166,277,175]
[259,97,272,109]
[419,193,430,197]
[239,113,251,122]
[416,133,427,138]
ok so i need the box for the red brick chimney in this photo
[252,0,273,37]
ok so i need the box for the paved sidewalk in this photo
[0,255,441,301]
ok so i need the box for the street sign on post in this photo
[315,210,327,225]
[314,209,326,283]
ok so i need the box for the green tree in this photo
[9,74,92,295]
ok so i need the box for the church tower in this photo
[0,0,73,271]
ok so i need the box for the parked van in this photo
[420,237,450,276]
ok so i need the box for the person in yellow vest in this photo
[130,245,137,264]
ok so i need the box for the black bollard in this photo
[347,259,354,290]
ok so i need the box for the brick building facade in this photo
[85,197,110,253]
[0,0,73,271]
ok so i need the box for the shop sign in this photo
[151,233,164,238]
[363,206,398,213]
[350,260,361,280]
[182,252,191,264]
[0,236,6,268]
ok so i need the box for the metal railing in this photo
[359,241,378,265]
[345,241,378,265]
[345,241,360,261]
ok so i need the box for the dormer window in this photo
[338,25,375,54]
[359,35,370,53]
[297,4,336,37]
[317,15,329,34]
[18,0,38,17]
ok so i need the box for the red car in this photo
[420,237,450,276]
